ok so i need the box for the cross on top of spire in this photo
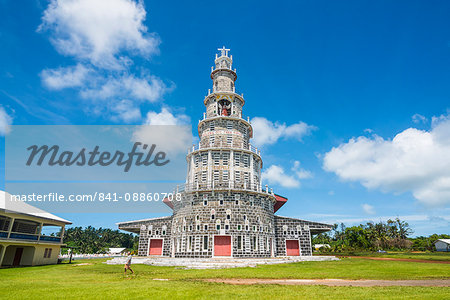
[218,46,230,57]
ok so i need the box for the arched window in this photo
[216,219,221,230]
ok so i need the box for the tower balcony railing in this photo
[189,141,261,156]
[211,62,236,72]
[174,180,275,196]
[201,112,250,123]
[207,87,241,96]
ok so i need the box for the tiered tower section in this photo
[186,47,263,192]
[170,47,277,257]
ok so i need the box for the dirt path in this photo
[205,278,450,287]
[338,256,450,264]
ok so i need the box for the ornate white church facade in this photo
[118,47,331,257]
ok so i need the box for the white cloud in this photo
[40,64,90,90]
[0,106,13,135]
[412,113,427,124]
[38,0,167,122]
[110,100,141,122]
[132,108,191,155]
[291,160,313,179]
[250,117,316,147]
[80,74,166,103]
[323,114,450,207]
[143,107,190,126]
[362,204,375,215]
[262,161,312,188]
[262,165,300,188]
[38,0,159,70]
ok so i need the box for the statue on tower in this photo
[222,106,228,116]
[218,99,231,116]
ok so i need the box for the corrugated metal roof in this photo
[436,239,450,244]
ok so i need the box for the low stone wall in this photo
[106,255,339,269]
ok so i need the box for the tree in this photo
[344,226,371,249]
[63,226,138,254]
[395,218,413,239]
[312,218,418,252]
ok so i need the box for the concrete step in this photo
[105,256,338,269]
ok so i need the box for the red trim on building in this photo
[163,197,174,209]
[273,194,288,213]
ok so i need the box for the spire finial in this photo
[218,46,230,57]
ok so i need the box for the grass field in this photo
[353,252,450,261]
[321,251,450,261]
[1,256,449,299]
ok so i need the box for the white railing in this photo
[207,87,238,95]
[173,180,274,195]
[200,112,250,123]
[210,63,237,72]
[206,88,243,98]
[189,141,261,155]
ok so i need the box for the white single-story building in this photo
[314,244,331,250]
[108,247,126,255]
[0,191,72,267]
[435,239,450,252]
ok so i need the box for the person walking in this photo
[124,252,134,275]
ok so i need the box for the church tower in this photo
[173,47,277,257]
[118,47,332,259]
[185,47,262,192]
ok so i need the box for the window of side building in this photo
[203,236,208,250]
[237,236,242,250]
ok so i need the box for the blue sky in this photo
[1,0,449,236]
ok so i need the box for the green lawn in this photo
[317,251,450,261]
[351,252,450,261]
[1,258,449,299]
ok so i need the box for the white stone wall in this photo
[171,191,275,258]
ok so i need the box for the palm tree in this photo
[396,218,413,239]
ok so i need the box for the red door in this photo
[286,240,300,256]
[214,236,231,256]
[149,239,163,255]
[13,248,23,266]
